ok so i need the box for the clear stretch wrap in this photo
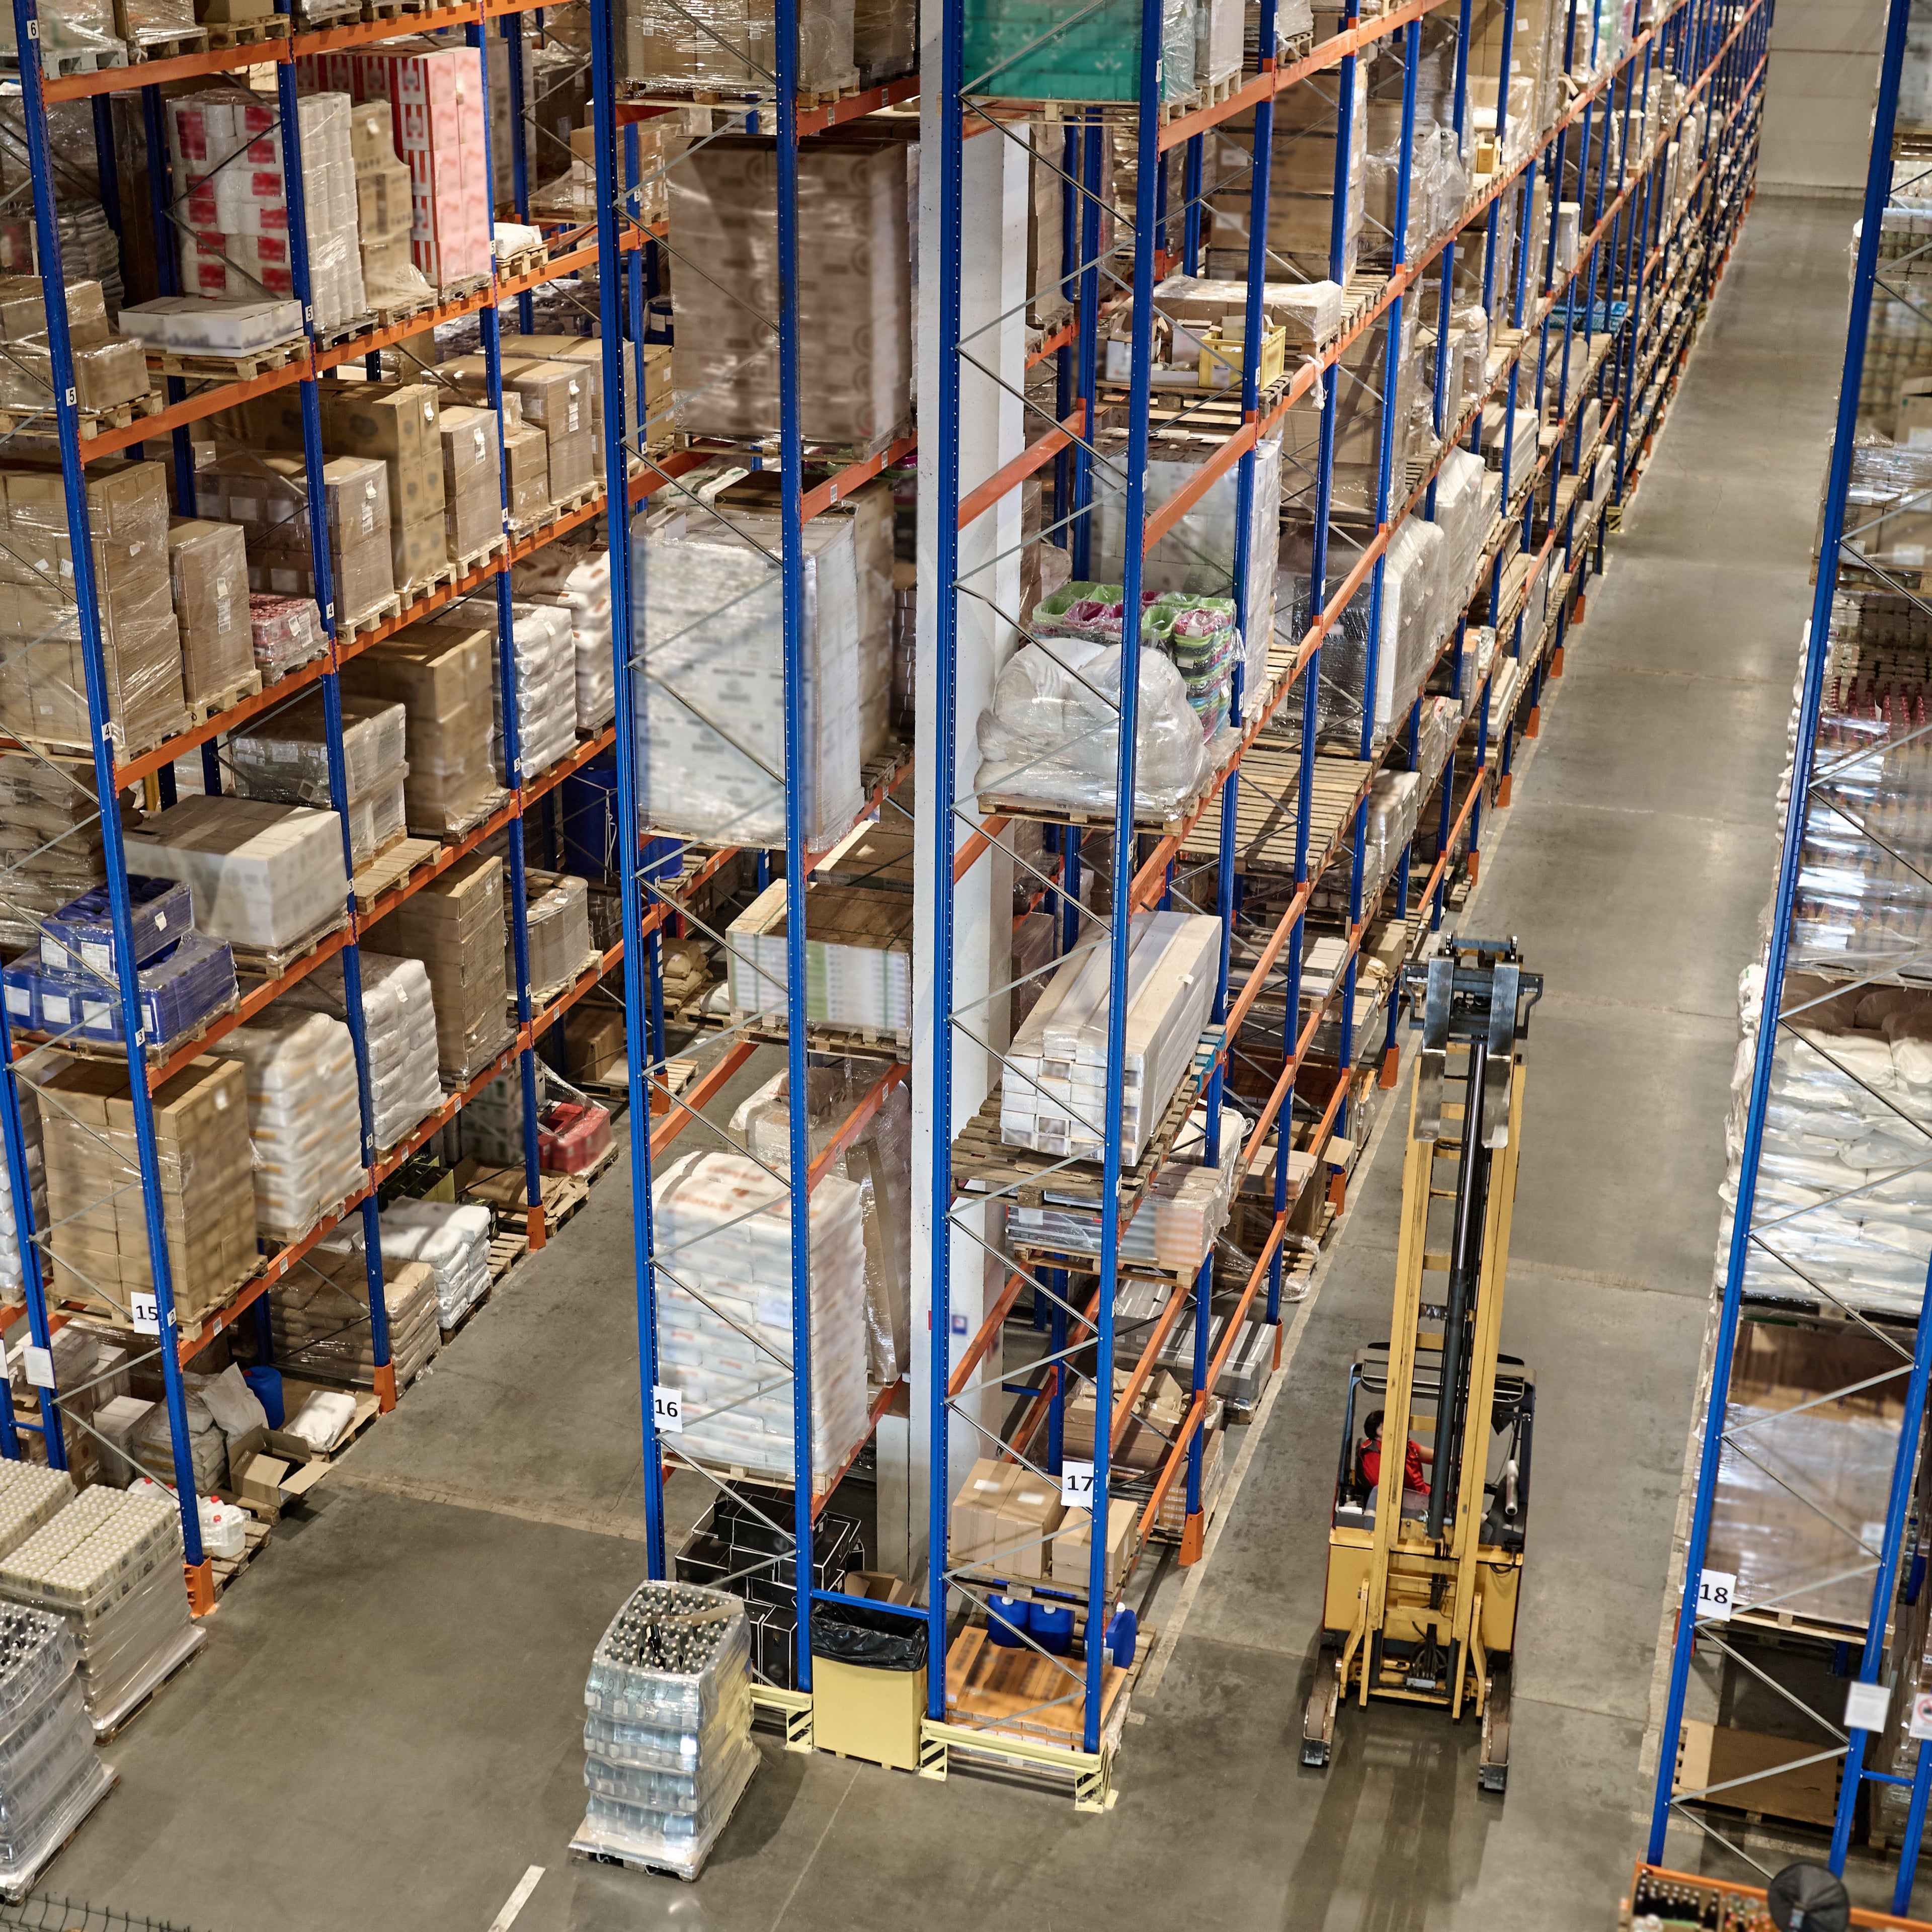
[669,138,909,450]
[522,870,596,994]
[0,756,107,953]
[381,1198,493,1330]
[651,1151,870,1490]
[728,1065,912,1386]
[0,275,150,417]
[575,1582,755,1882]
[1033,584,1244,745]
[513,544,615,732]
[634,513,862,847]
[211,1008,365,1243]
[974,636,1211,820]
[271,1246,441,1390]
[472,596,576,783]
[622,0,857,94]
[0,1603,108,1891]
[281,952,441,1153]
[229,690,408,868]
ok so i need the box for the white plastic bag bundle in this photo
[212,1008,365,1242]
[282,952,442,1153]
[469,595,575,782]
[380,1198,493,1328]
[512,545,614,733]
[975,637,1211,819]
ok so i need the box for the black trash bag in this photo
[811,1603,928,1672]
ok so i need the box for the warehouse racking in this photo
[1646,0,1932,1901]
[0,0,666,1612]
[590,0,1769,1822]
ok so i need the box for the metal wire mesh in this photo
[0,1899,201,1931]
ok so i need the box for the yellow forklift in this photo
[1303,939,1541,1793]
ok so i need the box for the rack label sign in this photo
[1846,1681,1890,1733]
[652,1385,683,1435]
[1696,1568,1735,1622]
[1061,1460,1095,1509]
[1911,1694,1932,1742]
[129,1293,161,1337]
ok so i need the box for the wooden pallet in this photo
[1177,746,1374,872]
[185,667,264,725]
[352,834,440,911]
[210,1512,272,1596]
[229,911,351,982]
[148,336,304,386]
[941,1623,1133,1750]
[129,28,208,56]
[338,593,402,643]
[950,1028,1223,1218]
[20,993,240,1065]
[529,949,604,1011]
[453,534,510,580]
[497,243,548,283]
[487,1232,528,1282]
[736,1012,911,1061]
[0,390,161,442]
[203,14,291,43]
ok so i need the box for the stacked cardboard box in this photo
[948,1456,1067,1580]
[347,99,432,313]
[37,1052,256,1327]
[366,850,512,1083]
[0,461,187,756]
[0,756,106,951]
[445,355,593,510]
[271,1245,441,1389]
[229,690,407,868]
[1208,72,1366,283]
[165,518,252,710]
[0,0,119,67]
[166,92,367,338]
[298,47,492,293]
[621,0,858,95]
[437,404,503,563]
[0,277,149,417]
[340,619,500,837]
[670,137,911,451]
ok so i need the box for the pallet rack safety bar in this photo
[0,0,667,1613]
[921,0,1767,1796]
[2,0,209,1585]
[1647,0,1932,1900]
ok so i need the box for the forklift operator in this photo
[1359,1409,1433,1503]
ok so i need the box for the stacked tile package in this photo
[0,457,186,757]
[36,1052,257,1327]
[125,796,350,962]
[651,1150,869,1490]
[635,515,862,846]
[669,138,910,451]
[210,1009,365,1243]
[166,92,367,338]
[1000,912,1222,1167]
[271,1245,442,1390]
[283,951,442,1152]
[0,1487,201,1735]
[229,690,408,869]
[726,880,912,1035]
[365,850,513,1084]
[295,47,493,294]
[573,1581,756,1882]
[379,1198,493,1330]
[341,620,502,838]
[0,1601,113,1893]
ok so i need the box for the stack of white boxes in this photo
[1001,912,1222,1167]
[282,952,441,1153]
[228,691,408,872]
[651,1151,869,1492]
[165,92,367,339]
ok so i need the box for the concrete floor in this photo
[38,194,1848,1930]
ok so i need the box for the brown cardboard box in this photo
[1049,1497,1137,1595]
[340,619,498,834]
[949,1457,1017,1569]
[502,423,550,526]
[437,405,504,559]
[506,362,594,502]
[317,381,446,526]
[995,1466,1066,1581]
[365,850,511,1081]
[166,518,252,704]
[566,1006,625,1083]
[73,338,150,413]
[390,512,449,596]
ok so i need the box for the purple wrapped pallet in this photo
[34,934,236,1052]
[38,877,195,981]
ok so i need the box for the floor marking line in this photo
[487,1865,544,1932]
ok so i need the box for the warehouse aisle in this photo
[39,196,1842,1932]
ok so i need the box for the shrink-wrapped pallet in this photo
[0,1604,112,1892]
[210,1008,365,1243]
[0,1059,46,1308]
[1427,447,1501,608]
[273,1245,440,1390]
[522,871,596,995]
[1001,911,1222,1166]
[380,1198,493,1330]
[729,1064,911,1385]
[466,596,575,783]
[229,690,408,869]
[573,1581,756,1882]
[341,620,501,838]
[1033,584,1243,744]
[973,637,1210,821]
[621,0,857,94]
[0,756,106,953]
[652,1151,869,1489]
[670,138,909,451]
[726,881,912,1036]
[961,0,1193,100]
[634,515,862,847]
[512,544,615,734]
[1208,70,1366,283]
[365,852,512,1085]
[282,952,441,1153]
[0,1488,199,1735]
